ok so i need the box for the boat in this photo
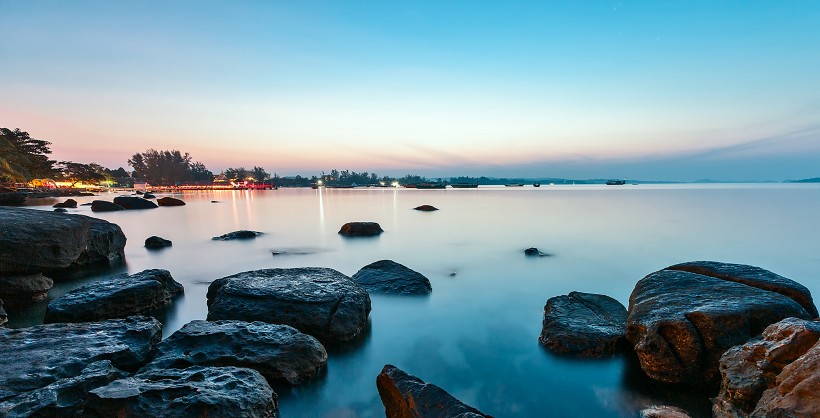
[606,179,626,186]
[415,182,446,189]
[450,183,478,188]
[533,183,541,187]
[505,183,524,187]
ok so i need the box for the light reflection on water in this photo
[15,184,820,417]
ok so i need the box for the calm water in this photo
[15,184,820,417]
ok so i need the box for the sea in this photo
[14,183,820,417]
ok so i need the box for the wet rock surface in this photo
[157,196,185,206]
[639,405,692,418]
[413,205,438,211]
[0,299,7,327]
[626,263,815,385]
[212,230,263,240]
[207,268,371,345]
[83,366,278,418]
[45,269,183,323]
[539,292,628,357]
[144,235,172,249]
[112,196,158,210]
[0,207,126,275]
[0,274,54,309]
[53,198,77,208]
[338,222,383,236]
[713,317,820,418]
[143,320,327,386]
[376,364,490,418]
[90,200,124,212]
[352,260,432,295]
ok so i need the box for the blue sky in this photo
[1,1,819,180]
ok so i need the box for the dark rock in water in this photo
[0,360,127,417]
[78,192,95,197]
[143,320,327,386]
[338,221,383,236]
[80,202,92,206]
[90,200,124,212]
[667,260,818,318]
[376,364,490,418]
[626,263,815,385]
[0,316,161,401]
[352,260,432,295]
[207,268,371,345]
[144,236,172,249]
[211,200,220,203]
[142,193,155,199]
[134,190,144,195]
[713,317,820,418]
[45,269,183,323]
[539,292,627,357]
[53,208,67,213]
[157,196,185,206]
[0,207,126,275]
[413,205,438,211]
[53,198,78,208]
[84,366,278,418]
[639,405,692,418]
[0,299,7,327]
[524,247,550,256]
[0,192,27,206]
[113,196,158,210]
[0,274,54,309]
[212,230,263,240]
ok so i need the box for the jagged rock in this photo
[713,317,820,417]
[212,230,262,240]
[413,205,438,211]
[44,269,183,323]
[0,207,126,275]
[53,198,77,208]
[0,360,127,418]
[112,196,157,210]
[524,247,550,256]
[207,268,371,345]
[338,222,383,237]
[0,316,161,401]
[144,236,172,249]
[639,405,692,418]
[626,262,816,385]
[0,274,53,309]
[157,196,185,206]
[90,200,124,212]
[539,292,627,357]
[143,320,327,385]
[376,364,490,418]
[752,337,819,417]
[83,366,278,418]
[351,260,432,295]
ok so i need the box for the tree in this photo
[224,167,249,181]
[57,161,106,187]
[128,149,195,185]
[250,166,269,182]
[0,128,57,181]
[190,161,213,182]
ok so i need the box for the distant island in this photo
[791,177,820,183]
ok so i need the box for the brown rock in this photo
[0,274,54,309]
[338,222,383,237]
[752,338,819,417]
[157,196,185,206]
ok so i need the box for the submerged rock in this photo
[207,268,371,345]
[45,269,183,323]
[112,196,158,210]
[413,205,438,211]
[157,196,185,206]
[351,260,432,295]
[626,262,815,385]
[0,207,126,275]
[53,198,77,208]
[539,292,627,357]
[212,230,263,240]
[90,200,124,212]
[83,366,278,418]
[376,364,490,418]
[143,320,327,386]
[0,274,54,309]
[144,236,172,249]
[338,222,383,237]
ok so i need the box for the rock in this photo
[713,317,820,418]
[44,269,183,323]
[211,200,220,203]
[0,192,27,206]
[144,236,172,249]
[157,196,185,206]
[90,200,124,212]
[626,264,815,385]
[351,260,432,295]
[53,208,67,212]
[212,230,263,240]
[0,316,161,401]
[142,193,155,199]
[752,337,819,418]
[338,222,383,237]
[0,207,126,275]
[83,366,278,418]
[539,292,628,357]
[0,360,127,418]
[413,205,438,211]
[207,268,371,345]
[0,274,54,309]
[376,364,490,418]
[639,405,692,418]
[143,320,327,386]
[0,299,7,327]
[80,202,92,206]
[524,247,550,256]
[53,198,78,208]
[112,196,158,210]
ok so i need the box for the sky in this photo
[1,1,819,181]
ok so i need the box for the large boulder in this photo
[0,274,54,309]
[539,292,628,357]
[626,262,816,385]
[83,366,278,418]
[53,198,77,208]
[143,320,327,386]
[207,268,371,345]
[0,192,26,206]
[0,207,126,275]
[713,317,820,418]
[44,269,183,323]
[351,260,432,295]
[0,316,161,401]
[90,200,124,212]
[112,196,158,210]
[376,364,490,418]
[157,196,185,206]
[338,222,383,236]
[212,230,263,240]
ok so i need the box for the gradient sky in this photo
[2,1,819,181]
